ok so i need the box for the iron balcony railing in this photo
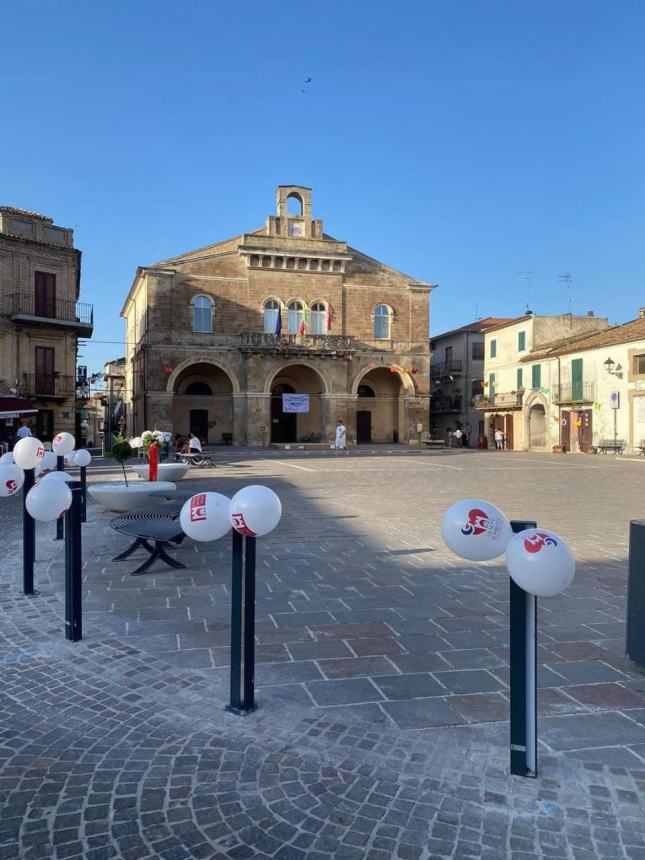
[6,293,94,328]
[431,397,463,414]
[22,374,75,398]
[431,360,463,377]
[239,332,354,351]
[553,382,595,404]
[474,391,523,410]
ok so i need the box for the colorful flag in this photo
[299,305,309,335]
[327,303,333,331]
[275,305,282,335]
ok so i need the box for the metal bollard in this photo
[509,519,538,778]
[22,467,36,595]
[227,530,257,715]
[55,455,65,540]
[80,465,87,523]
[64,484,83,641]
[627,520,645,669]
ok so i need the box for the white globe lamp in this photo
[13,437,45,470]
[441,498,513,561]
[229,485,282,537]
[180,493,231,542]
[26,480,73,522]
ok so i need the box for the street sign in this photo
[610,391,620,409]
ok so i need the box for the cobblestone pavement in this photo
[1,448,645,859]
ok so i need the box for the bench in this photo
[424,436,447,448]
[110,503,187,576]
[596,439,625,454]
[175,451,216,468]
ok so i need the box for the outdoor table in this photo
[110,503,187,576]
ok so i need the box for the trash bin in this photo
[393,430,399,444]
[627,520,645,669]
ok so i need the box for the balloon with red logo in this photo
[74,449,92,468]
[0,464,25,497]
[41,471,74,484]
[229,485,282,537]
[26,480,72,522]
[180,492,230,542]
[52,432,75,455]
[506,528,575,597]
[13,437,45,470]
[64,451,77,468]
[39,451,58,474]
[441,498,512,561]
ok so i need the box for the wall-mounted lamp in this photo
[604,357,623,379]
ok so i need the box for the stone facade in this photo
[121,186,434,446]
[0,206,92,442]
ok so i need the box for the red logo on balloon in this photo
[190,494,207,522]
[523,532,558,553]
[461,508,501,540]
[5,479,17,494]
[231,512,256,537]
[36,447,45,460]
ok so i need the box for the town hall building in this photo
[121,186,433,446]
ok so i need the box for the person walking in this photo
[494,428,504,451]
[16,420,32,440]
[335,420,348,453]
[452,427,463,447]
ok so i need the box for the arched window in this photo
[287,193,303,215]
[374,304,392,339]
[185,381,213,396]
[287,300,304,334]
[264,299,280,334]
[192,295,213,333]
[358,384,375,398]
[310,302,327,335]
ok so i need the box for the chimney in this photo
[586,310,594,317]
[639,307,645,319]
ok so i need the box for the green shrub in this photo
[110,436,133,486]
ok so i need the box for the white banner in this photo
[282,394,310,413]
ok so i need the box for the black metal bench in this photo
[110,504,187,576]
[597,439,625,454]
[175,452,216,468]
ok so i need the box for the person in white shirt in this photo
[335,420,348,453]
[188,432,202,453]
[452,428,463,447]
[16,421,32,440]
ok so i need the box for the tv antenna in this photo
[518,272,535,313]
[558,272,573,314]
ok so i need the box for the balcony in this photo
[431,395,463,414]
[5,293,94,336]
[474,391,523,410]
[238,332,354,354]
[22,374,75,399]
[553,382,594,404]
[431,360,463,379]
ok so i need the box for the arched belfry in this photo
[266,185,324,239]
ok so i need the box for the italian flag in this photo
[299,306,309,335]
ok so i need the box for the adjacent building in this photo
[121,186,434,446]
[0,206,93,443]
[476,312,609,449]
[430,317,512,441]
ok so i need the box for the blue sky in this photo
[2,0,644,373]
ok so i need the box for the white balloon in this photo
[0,464,25,497]
[52,432,76,455]
[0,452,15,464]
[26,480,72,522]
[229,485,282,537]
[40,451,58,473]
[506,529,575,597]
[64,451,77,467]
[130,436,143,449]
[74,449,91,467]
[441,498,513,561]
[180,492,231,542]
[41,471,74,484]
[13,437,45,470]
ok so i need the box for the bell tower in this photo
[266,185,323,239]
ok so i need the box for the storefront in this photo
[0,398,38,451]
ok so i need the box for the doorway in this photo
[357,411,372,443]
[528,404,546,449]
[189,409,208,442]
[561,411,571,451]
[271,383,297,443]
[36,409,54,443]
[580,409,593,450]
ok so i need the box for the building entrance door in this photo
[36,409,54,443]
[189,409,208,442]
[271,384,297,443]
[356,411,372,444]
[580,409,593,449]
[560,410,571,451]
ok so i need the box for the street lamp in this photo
[603,357,621,449]
[604,357,615,375]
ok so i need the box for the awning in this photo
[0,398,38,420]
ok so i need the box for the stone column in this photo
[146,391,173,434]
[321,394,357,444]
[403,396,430,444]
[245,393,271,446]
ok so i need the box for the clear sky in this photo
[2,0,644,374]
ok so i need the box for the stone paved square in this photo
[2,447,645,858]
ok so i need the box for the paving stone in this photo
[317,656,397,679]
[381,697,466,729]
[372,673,446,700]
[433,670,506,695]
[541,712,645,751]
[346,638,404,657]
[305,678,383,706]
